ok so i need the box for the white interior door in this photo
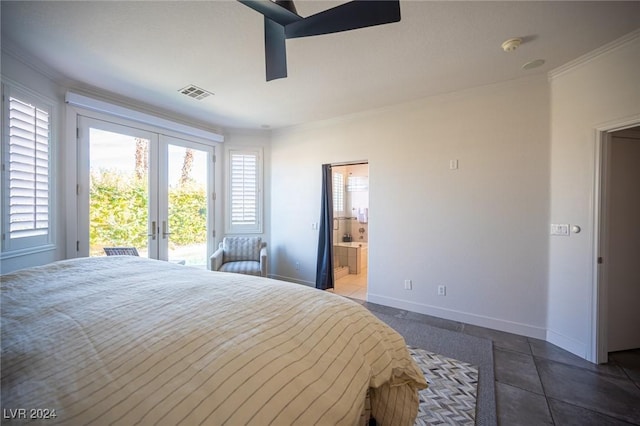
[78,117,214,267]
[606,130,640,352]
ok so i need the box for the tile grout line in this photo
[611,356,640,393]
[546,396,640,426]
[528,338,556,425]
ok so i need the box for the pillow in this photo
[223,237,262,262]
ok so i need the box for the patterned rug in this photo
[409,346,479,425]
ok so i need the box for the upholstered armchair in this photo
[210,236,267,277]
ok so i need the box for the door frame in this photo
[65,98,223,263]
[328,160,369,292]
[592,117,640,363]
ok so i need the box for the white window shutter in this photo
[2,83,54,253]
[8,96,50,238]
[227,149,262,233]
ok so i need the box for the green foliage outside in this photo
[90,170,206,256]
[168,182,207,246]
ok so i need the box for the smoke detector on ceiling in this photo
[501,38,522,52]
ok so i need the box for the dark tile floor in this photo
[357,300,640,425]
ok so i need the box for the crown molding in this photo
[548,29,640,81]
[1,37,70,85]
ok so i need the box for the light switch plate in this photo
[550,224,570,236]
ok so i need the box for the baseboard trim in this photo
[269,274,315,287]
[368,293,547,340]
[546,329,588,360]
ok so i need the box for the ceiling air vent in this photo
[179,84,213,100]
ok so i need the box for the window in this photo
[226,148,262,233]
[1,83,54,253]
[347,175,368,192]
[333,172,344,213]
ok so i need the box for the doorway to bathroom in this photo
[331,162,369,300]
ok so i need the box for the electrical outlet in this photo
[438,285,446,296]
[404,279,412,290]
[295,262,300,271]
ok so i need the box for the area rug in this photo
[410,346,478,425]
[371,310,496,425]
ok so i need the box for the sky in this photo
[89,128,207,187]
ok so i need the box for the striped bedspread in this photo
[1,257,427,425]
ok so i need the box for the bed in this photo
[1,256,426,425]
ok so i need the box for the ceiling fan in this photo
[238,0,401,81]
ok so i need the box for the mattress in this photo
[1,256,426,425]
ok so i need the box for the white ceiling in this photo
[2,1,639,130]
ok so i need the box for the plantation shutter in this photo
[228,150,261,232]
[7,95,50,240]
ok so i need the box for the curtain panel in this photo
[315,164,334,290]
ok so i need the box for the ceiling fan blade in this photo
[238,0,302,25]
[274,0,298,15]
[264,18,288,81]
[285,0,400,39]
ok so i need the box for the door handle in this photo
[148,221,157,240]
[162,221,172,239]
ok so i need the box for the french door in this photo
[77,116,215,267]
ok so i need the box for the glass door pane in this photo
[79,117,214,265]
[163,139,212,267]
[85,121,156,258]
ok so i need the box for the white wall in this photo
[547,32,640,360]
[270,75,550,338]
